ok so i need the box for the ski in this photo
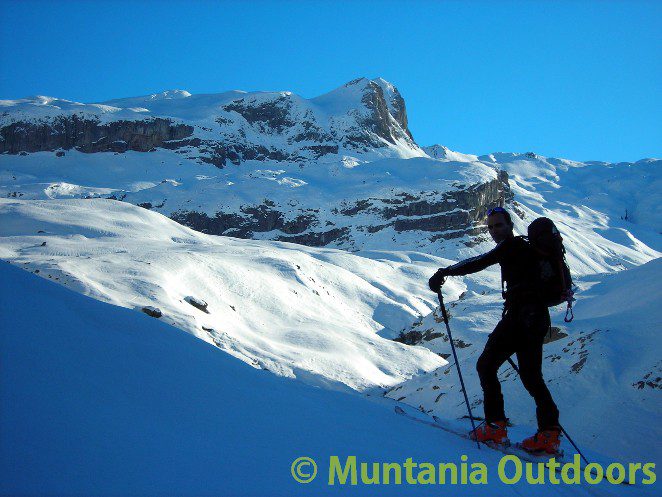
[394,405,560,463]
[394,405,632,486]
[432,415,564,460]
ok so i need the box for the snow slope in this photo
[1,262,649,496]
[0,198,445,391]
[491,153,661,273]
[385,258,662,463]
[1,141,658,267]
[1,195,659,467]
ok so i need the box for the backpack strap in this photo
[501,270,507,317]
[558,259,567,294]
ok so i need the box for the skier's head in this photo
[487,207,514,243]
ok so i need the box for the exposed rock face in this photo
[387,86,412,140]
[394,328,443,345]
[369,78,413,141]
[335,171,512,237]
[357,80,397,145]
[0,115,194,154]
[223,95,296,133]
[141,306,162,318]
[170,208,320,239]
[0,79,513,252]
[0,78,420,167]
[332,78,417,150]
[170,171,512,249]
[184,296,209,314]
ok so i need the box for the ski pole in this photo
[437,288,480,450]
[505,357,589,465]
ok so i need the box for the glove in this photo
[428,268,447,293]
[561,288,575,302]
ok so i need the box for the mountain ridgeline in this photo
[0,78,417,163]
[0,78,657,255]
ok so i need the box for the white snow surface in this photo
[2,149,658,276]
[0,78,425,161]
[385,258,662,463]
[0,198,445,391]
[423,144,479,163]
[1,261,652,496]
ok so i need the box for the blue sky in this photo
[1,0,659,162]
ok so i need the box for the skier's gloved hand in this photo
[561,288,575,302]
[428,268,447,293]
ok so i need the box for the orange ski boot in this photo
[469,420,509,445]
[519,428,562,455]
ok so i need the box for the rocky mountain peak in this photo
[1,77,423,164]
[313,77,415,145]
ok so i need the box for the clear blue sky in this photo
[1,0,660,162]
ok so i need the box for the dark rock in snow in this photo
[184,296,209,314]
[0,116,194,154]
[141,306,162,318]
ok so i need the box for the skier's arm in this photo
[429,241,505,292]
[442,241,505,276]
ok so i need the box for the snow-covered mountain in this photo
[1,77,660,494]
[0,77,421,164]
[1,79,658,261]
[1,78,515,248]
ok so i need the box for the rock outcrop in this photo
[0,115,193,154]
[170,171,512,249]
[0,78,514,252]
[0,78,422,167]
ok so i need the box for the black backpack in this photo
[526,217,573,308]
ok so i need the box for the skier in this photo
[428,206,562,454]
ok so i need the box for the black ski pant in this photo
[476,301,560,430]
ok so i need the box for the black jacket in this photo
[444,236,541,303]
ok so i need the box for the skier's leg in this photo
[476,316,517,423]
[515,305,560,430]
